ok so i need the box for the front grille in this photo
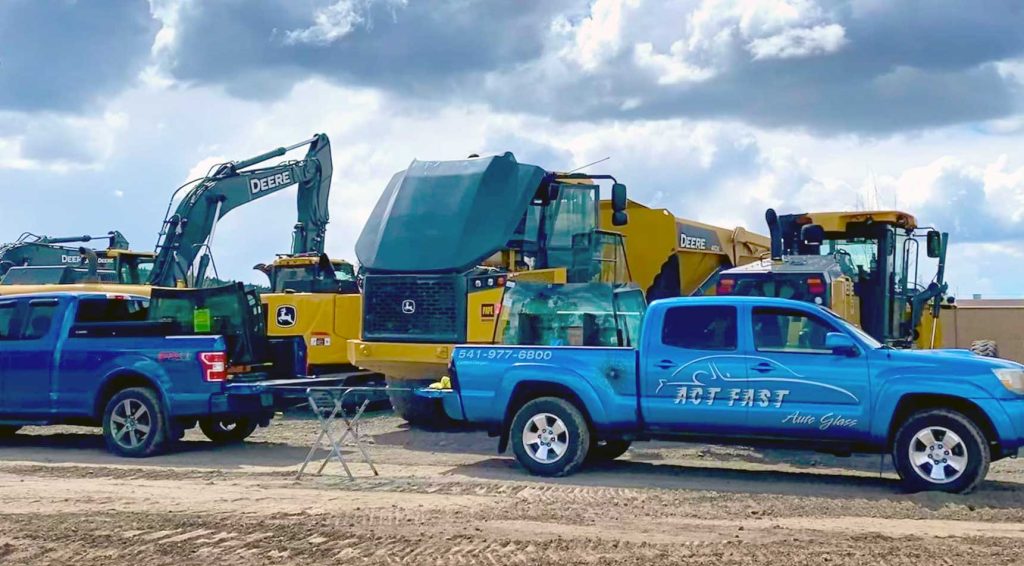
[362,274,466,343]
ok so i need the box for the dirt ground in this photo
[3,413,1024,565]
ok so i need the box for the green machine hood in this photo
[356,152,546,273]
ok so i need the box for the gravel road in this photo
[2,413,1023,565]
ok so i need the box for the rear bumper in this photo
[415,387,465,421]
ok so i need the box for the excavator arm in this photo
[149,134,332,288]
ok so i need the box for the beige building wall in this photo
[940,299,1024,363]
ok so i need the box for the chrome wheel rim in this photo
[110,399,152,449]
[215,421,238,432]
[522,413,569,464]
[908,426,967,484]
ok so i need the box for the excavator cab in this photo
[256,253,358,294]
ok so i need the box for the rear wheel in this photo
[893,409,989,494]
[970,340,999,358]
[588,439,632,462]
[510,397,590,477]
[102,387,167,458]
[0,426,21,438]
[199,418,258,444]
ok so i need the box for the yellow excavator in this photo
[346,152,770,423]
[716,208,950,349]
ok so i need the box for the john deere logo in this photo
[276,305,297,327]
[401,299,416,314]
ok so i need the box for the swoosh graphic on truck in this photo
[654,355,859,403]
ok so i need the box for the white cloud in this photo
[747,23,846,60]
[559,0,641,71]
[283,0,407,46]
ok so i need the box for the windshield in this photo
[819,306,883,349]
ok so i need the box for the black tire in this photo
[510,397,590,477]
[970,340,999,358]
[892,409,989,494]
[102,387,167,458]
[199,418,258,444]
[0,426,21,438]
[588,439,632,462]
[388,384,457,430]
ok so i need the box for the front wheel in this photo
[102,387,167,458]
[893,409,989,494]
[199,418,258,444]
[510,397,590,477]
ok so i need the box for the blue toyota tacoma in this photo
[433,294,1024,493]
[0,287,305,457]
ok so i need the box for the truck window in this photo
[0,302,18,340]
[21,300,59,340]
[662,306,737,351]
[752,307,837,353]
[75,297,149,323]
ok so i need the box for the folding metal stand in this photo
[296,386,407,480]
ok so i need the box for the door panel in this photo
[642,305,748,433]
[744,307,871,441]
[0,300,22,413]
[2,299,59,416]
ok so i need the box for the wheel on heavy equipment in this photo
[587,439,632,463]
[387,383,458,430]
[892,409,989,494]
[199,418,258,444]
[510,397,590,477]
[970,339,1000,358]
[0,425,21,438]
[102,387,167,458]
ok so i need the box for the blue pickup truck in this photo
[0,289,302,457]
[434,295,1024,493]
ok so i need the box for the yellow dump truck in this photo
[347,153,770,423]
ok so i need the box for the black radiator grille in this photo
[362,274,465,343]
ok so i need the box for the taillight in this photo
[717,278,735,295]
[806,277,826,295]
[199,351,227,382]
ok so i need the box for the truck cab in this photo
[438,294,1024,493]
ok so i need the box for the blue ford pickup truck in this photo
[0,289,302,457]
[435,295,1024,493]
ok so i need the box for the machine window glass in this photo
[548,186,596,248]
[661,306,737,351]
[752,307,838,353]
[823,238,877,280]
[0,303,19,340]
[21,302,59,340]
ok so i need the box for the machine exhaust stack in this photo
[766,208,783,261]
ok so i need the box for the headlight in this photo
[994,369,1024,394]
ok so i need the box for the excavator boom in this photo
[149,134,332,287]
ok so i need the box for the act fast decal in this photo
[655,355,859,408]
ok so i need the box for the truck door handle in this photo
[655,360,675,369]
[751,362,774,373]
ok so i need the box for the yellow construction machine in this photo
[599,199,769,300]
[346,152,770,423]
[716,208,950,349]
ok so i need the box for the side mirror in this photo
[926,230,942,258]
[611,210,628,226]
[611,183,627,212]
[801,224,825,245]
[825,332,858,356]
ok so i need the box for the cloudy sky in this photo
[2,0,1023,297]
